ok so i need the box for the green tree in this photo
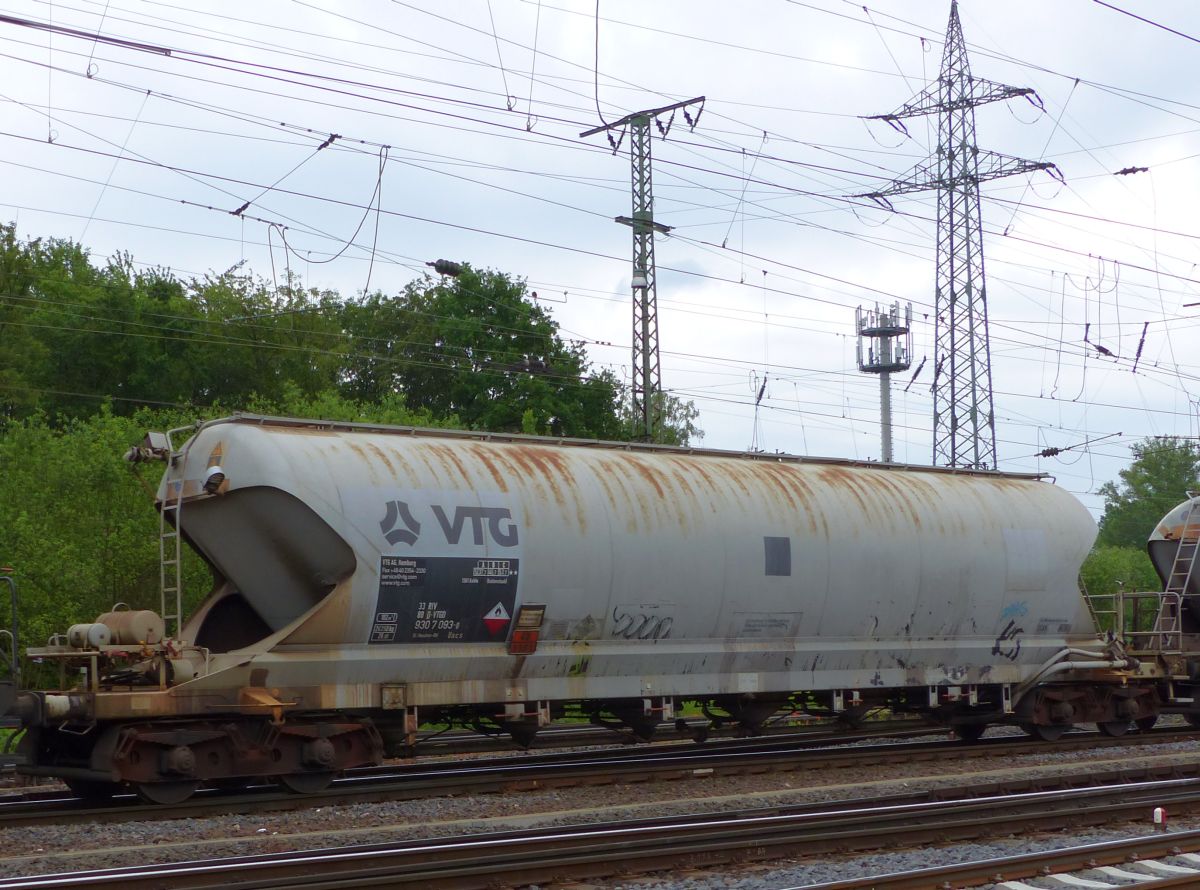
[1096,437,1200,549]
[1,228,700,444]
[186,273,345,409]
[0,227,349,420]
[244,383,450,429]
[0,407,208,657]
[620,389,704,446]
[0,225,47,417]
[342,266,631,440]
[1080,544,1160,597]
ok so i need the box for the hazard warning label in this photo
[482,602,511,636]
[370,556,519,644]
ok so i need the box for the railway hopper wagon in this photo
[1099,492,1200,713]
[6,415,1158,802]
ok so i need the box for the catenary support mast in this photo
[582,97,704,441]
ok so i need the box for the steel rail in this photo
[0,722,944,820]
[3,757,1195,838]
[3,724,1200,827]
[798,831,1200,889]
[3,719,939,790]
[402,715,931,755]
[5,777,1200,888]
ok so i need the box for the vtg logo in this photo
[380,501,519,548]
[380,500,422,546]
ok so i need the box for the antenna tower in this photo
[856,302,912,463]
[859,1,1058,469]
[581,97,704,441]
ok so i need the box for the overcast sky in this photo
[1,0,1198,519]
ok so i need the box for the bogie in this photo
[276,771,336,795]
[951,724,987,743]
[1097,720,1131,737]
[1021,723,1070,742]
[135,780,200,806]
[22,718,381,801]
[64,779,121,801]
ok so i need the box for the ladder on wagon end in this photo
[159,478,183,643]
[158,425,198,643]
[1153,491,1200,650]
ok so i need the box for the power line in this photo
[1091,1,1200,47]
[4,15,1195,304]
[4,4,1195,446]
[5,133,1199,401]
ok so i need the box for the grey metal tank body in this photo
[168,417,1100,709]
[1149,497,1200,597]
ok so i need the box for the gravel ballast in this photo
[2,729,1198,885]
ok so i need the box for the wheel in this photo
[951,724,987,743]
[1135,715,1159,731]
[135,780,200,805]
[1098,720,1130,737]
[206,777,253,792]
[276,771,335,794]
[507,726,538,748]
[632,721,658,741]
[64,778,120,801]
[1021,723,1069,742]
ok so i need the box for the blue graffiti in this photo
[1000,601,1029,620]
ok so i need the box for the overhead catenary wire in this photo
[5,272,1197,432]
[4,127,1195,398]
[11,125,1200,393]
[4,13,1195,292]
[0,4,1171,215]
[79,86,149,241]
[1091,0,1200,46]
[0,1,1195,482]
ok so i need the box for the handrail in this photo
[1085,587,1183,654]
[0,573,17,683]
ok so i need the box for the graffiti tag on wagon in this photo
[380,500,518,548]
[611,606,674,641]
[992,619,1024,661]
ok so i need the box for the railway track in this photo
[0,717,930,792]
[5,774,1200,888]
[402,715,925,755]
[808,832,1200,889]
[1,723,1199,827]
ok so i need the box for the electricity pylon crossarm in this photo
[857,0,1057,470]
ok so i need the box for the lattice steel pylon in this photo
[858,1,1058,469]
[581,97,704,441]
